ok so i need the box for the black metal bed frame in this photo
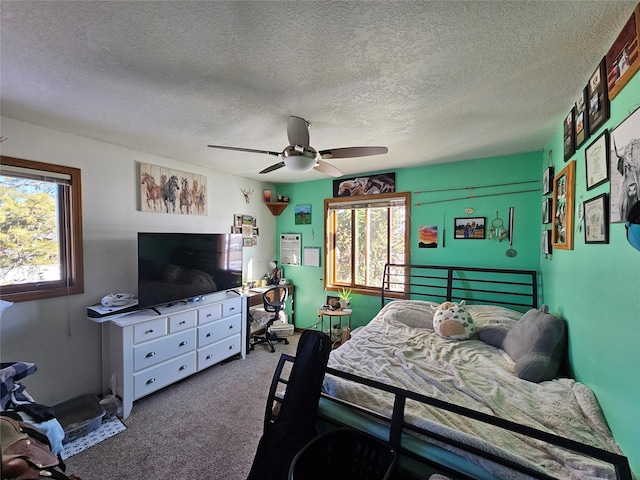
[381,263,539,312]
[266,354,632,480]
[262,264,632,479]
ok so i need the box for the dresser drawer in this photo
[133,329,196,371]
[198,314,241,348]
[223,297,242,317]
[134,352,196,400]
[198,303,222,325]
[133,317,167,344]
[169,310,197,333]
[197,334,241,370]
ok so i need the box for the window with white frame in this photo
[324,192,409,296]
[0,156,84,302]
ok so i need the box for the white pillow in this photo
[433,300,475,340]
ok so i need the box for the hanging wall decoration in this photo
[139,162,207,215]
[609,106,640,223]
[584,193,609,244]
[333,172,395,197]
[552,160,576,250]
[575,87,589,148]
[584,130,609,191]
[606,4,640,100]
[587,58,610,136]
[294,204,312,224]
[454,217,486,240]
[563,108,575,161]
[418,225,438,248]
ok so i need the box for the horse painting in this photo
[161,175,180,213]
[179,177,192,214]
[141,172,162,211]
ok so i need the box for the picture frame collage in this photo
[232,214,259,247]
[551,5,640,251]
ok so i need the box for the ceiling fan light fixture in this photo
[283,147,318,172]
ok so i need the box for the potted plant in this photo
[338,288,352,310]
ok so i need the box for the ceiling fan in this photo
[207,116,388,177]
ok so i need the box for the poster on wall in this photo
[333,172,395,197]
[418,225,438,248]
[609,106,640,223]
[139,162,207,215]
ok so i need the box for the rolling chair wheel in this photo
[284,339,289,345]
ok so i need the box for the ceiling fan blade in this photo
[259,161,286,174]
[207,144,281,157]
[319,146,388,159]
[314,160,343,177]
[287,116,310,147]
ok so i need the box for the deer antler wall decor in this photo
[241,187,254,204]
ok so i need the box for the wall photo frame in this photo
[542,166,554,195]
[588,58,610,136]
[552,160,575,250]
[454,217,486,239]
[563,108,575,161]
[606,4,640,100]
[575,87,589,148]
[584,130,609,191]
[584,193,609,244]
[542,198,552,224]
[609,106,640,223]
[542,230,552,255]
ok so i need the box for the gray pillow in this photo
[480,305,566,383]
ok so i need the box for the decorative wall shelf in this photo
[266,202,288,216]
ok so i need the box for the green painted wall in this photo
[540,72,640,474]
[274,151,541,328]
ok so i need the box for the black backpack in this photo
[247,330,331,480]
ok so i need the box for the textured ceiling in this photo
[0,1,637,183]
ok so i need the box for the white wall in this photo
[0,117,277,404]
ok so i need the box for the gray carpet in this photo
[65,333,300,480]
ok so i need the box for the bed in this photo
[268,264,633,480]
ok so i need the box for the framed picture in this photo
[584,193,609,244]
[584,130,609,191]
[552,160,575,250]
[606,4,640,100]
[588,58,610,135]
[234,214,242,227]
[609,106,640,223]
[542,198,552,224]
[563,108,575,161]
[542,166,554,195]
[575,87,589,148]
[325,296,340,310]
[542,230,552,255]
[242,237,252,247]
[294,204,311,224]
[454,217,486,239]
[333,172,396,197]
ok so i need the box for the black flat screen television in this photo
[137,233,243,309]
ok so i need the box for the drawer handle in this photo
[145,329,154,334]
[179,320,186,325]
[206,313,212,317]
[179,341,188,347]
[206,332,212,338]
[228,345,234,350]
[228,324,234,329]
[146,378,156,385]
[206,354,213,360]
[179,365,187,371]
[229,307,236,311]
[146,352,156,358]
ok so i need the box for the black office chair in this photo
[250,285,290,353]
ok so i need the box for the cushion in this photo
[493,305,566,382]
[433,301,475,340]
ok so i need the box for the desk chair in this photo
[250,286,290,353]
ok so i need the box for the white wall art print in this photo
[139,162,207,215]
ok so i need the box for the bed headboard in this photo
[381,263,538,312]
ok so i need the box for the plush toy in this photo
[433,300,475,340]
[479,305,566,382]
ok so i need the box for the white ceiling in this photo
[1,1,637,183]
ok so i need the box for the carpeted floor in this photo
[64,333,300,480]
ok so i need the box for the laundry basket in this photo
[288,428,397,480]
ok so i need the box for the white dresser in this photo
[100,292,245,418]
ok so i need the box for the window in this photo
[324,192,409,296]
[0,156,84,302]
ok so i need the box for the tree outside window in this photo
[325,192,409,296]
[1,156,84,302]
